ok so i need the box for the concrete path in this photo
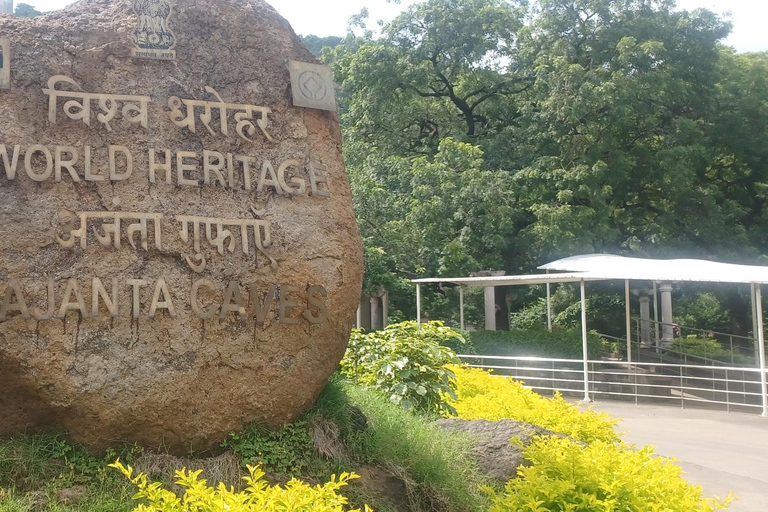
[582,401,768,511]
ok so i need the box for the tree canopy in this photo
[322,0,768,327]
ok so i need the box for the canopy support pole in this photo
[653,281,660,353]
[753,283,760,365]
[416,284,422,329]
[546,283,552,332]
[756,284,768,417]
[581,279,591,402]
[459,286,465,331]
[625,279,632,363]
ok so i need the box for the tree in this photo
[329,0,529,156]
[332,0,768,328]
[299,34,343,58]
[14,3,43,17]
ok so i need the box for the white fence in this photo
[458,354,768,414]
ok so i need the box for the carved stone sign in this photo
[0,0,362,453]
[289,60,337,112]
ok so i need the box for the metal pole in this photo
[581,280,591,402]
[653,281,660,353]
[752,283,759,365]
[416,284,422,328]
[625,279,632,363]
[546,282,552,332]
[459,286,465,331]
[755,284,768,417]
[356,304,361,329]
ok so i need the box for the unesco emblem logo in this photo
[298,71,328,102]
[289,61,337,112]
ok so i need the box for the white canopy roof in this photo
[412,254,768,286]
[412,272,604,287]
[539,254,768,285]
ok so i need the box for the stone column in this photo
[484,286,496,331]
[370,296,380,331]
[639,296,651,348]
[659,283,674,348]
[382,291,389,329]
[0,1,12,15]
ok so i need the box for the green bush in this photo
[670,335,753,365]
[341,321,462,414]
[221,420,315,477]
[463,327,605,359]
[485,436,731,511]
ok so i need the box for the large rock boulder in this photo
[0,0,362,452]
[435,419,564,482]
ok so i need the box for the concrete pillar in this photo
[359,295,371,330]
[370,296,380,331]
[0,1,12,15]
[639,296,651,348]
[484,286,496,331]
[382,291,389,329]
[356,304,362,329]
[659,283,674,348]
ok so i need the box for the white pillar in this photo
[640,296,651,347]
[459,286,465,331]
[659,282,674,348]
[625,280,632,363]
[0,1,12,15]
[653,281,660,352]
[370,296,380,331]
[416,284,422,328]
[755,284,768,417]
[484,286,496,331]
[753,283,760,365]
[356,304,361,329]
[581,280,591,402]
[382,291,389,329]
[546,282,552,332]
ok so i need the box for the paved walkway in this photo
[582,401,768,511]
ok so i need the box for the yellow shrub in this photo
[111,460,372,512]
[486,436,731,511]
[443,365,618,443]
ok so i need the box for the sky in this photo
[23,0,768,53]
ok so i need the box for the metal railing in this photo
[458,353,768,414]
[633,318,758,365]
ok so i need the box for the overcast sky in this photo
[24,0,768,53]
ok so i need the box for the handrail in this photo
[458,353,765,373]
[457,353,768,415]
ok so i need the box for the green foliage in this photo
[341,321,462,414]
[111,460,370,512]
[670,335,753,365]
[485,436,731,511]
[333,0,768,326]
[0,434,137,511]
[337,381,488,512]
[300,34,344,58]
[445,365,619,443]
[221,421,315,477]
[465,327,605,359]
[675,292,732,333]
[14,3,43,17]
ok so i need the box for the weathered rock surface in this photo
[434,419,563,482]
[0,0,362,452]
